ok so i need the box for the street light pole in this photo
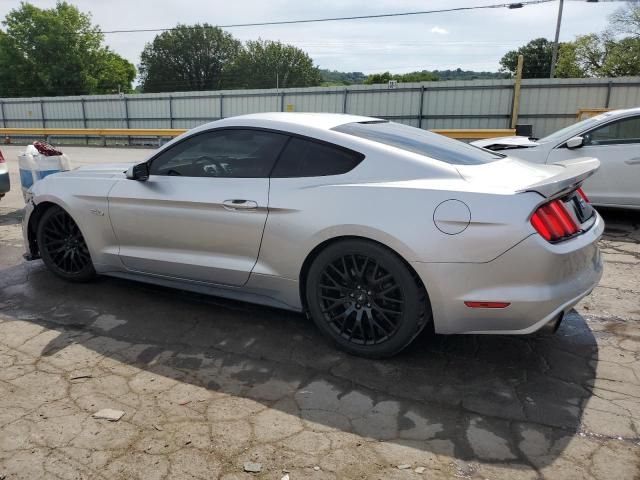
[549,0,564,78]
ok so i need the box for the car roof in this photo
[151,112,386,162]
[614,107,640,114]
[199,112,380,131]
[599,107,640,119]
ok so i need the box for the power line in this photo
[98,0,556,34]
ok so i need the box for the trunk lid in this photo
[457,157,600,239]
[520,157,600,198]
[455,156,600,198]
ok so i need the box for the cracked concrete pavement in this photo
[0,146,639,479]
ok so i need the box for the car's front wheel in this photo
[306,239,431,358]
[36,205,96,282]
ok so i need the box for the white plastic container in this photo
[18,145,72,201]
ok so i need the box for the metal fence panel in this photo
[129,119,171,129]
[283,91,343,113]
[224,93,280,117]
[518,78,610,135]
[3,100,44,127]
[1,77,639,139]
[171,118,215,129]
[422,80,513,130]
[128,98,169,120]
[609,82,640,109]
[172,96,219,122]
[347,89,421,118]
[84,98,127,125]
[43,100,83,125]
[85,119,126,129]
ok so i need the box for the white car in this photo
[473,108,640,209]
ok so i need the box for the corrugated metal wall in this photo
[1,77,639,138]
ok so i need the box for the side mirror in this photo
[566,136,584,149]
[126,162,149,181]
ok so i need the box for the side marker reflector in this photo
[464,301,511,309]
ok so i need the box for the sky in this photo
[0,0,625,74]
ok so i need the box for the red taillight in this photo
[577,187,590,203]
[531,199,579,242]
[0,150,4,163]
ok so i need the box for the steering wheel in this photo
[194,155,230,177]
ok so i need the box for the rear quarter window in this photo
[271,137,364,178]
[333,121,503,165]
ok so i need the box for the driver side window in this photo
[583,116,640,146]
[149,129,288,178]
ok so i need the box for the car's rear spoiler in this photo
[517,157,600,198]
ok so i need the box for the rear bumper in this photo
[412,212,604,334]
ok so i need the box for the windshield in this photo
[332,121,503,165]
[539,115,609,143]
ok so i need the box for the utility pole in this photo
[549,0,564,78]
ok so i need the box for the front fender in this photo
[27,175,121,268]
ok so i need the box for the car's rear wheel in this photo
[306,239,430,358]
[36,206,95,282]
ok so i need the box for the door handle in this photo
[222,199,258,211]
[624,157,640,165]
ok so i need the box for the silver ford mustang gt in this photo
[22,113,604,357]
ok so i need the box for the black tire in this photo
[36,205,96,282]
[306,239,431,358]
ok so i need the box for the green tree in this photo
[599,36,640,76]
[225,40,322,89]
[364,72,394,84]
[556,33,640,78]
[0,2,135,97]
[570,34,609,77]
[609,1,640,38]
[364,70,438,84]
[395,70,438,82]
[319,69,366,85]
[526,4,640,79]
[554,42,587,78]
[139,24,241,93]
[432,68,509,80]
[499,38,553,78]
[95,50,137,94]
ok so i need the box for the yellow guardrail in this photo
[0,127,514,140]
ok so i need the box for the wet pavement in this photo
[0,147,639,479]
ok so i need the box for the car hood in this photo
[72,163,133,173]
[471,136,540,150]
[56,163,133,177]
[456,156,599,198]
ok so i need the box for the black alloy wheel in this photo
[306,239,430,358]
[318,253,404,345]
[36,206,96,282]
